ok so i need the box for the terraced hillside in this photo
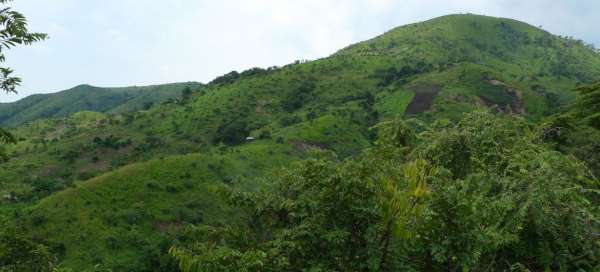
[1,14,599,271]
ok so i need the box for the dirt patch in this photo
[404,84,442,115]
[488,79,506,86]
[156,221,184,233]
[255,99,273,115]
[480,80,525,114]
[292,141,328,152]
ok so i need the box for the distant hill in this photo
[0,82,203,127]
[1,14,599,270]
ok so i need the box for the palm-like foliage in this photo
[0,0,47,93]
[0,0,46,162]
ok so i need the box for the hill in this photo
[1,14,599,271]
[0,82,203,127]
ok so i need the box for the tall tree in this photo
[170,111,599,271]
[0,228,53,272]
[0,0,46,161]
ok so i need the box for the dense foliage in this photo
[543,82,600,177]
[0,14,599,271]
[0,228,53,272]
[171,111,599,271]
[0,0,46,162]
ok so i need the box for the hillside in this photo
[1,14,599,271]
[0,82,203,127]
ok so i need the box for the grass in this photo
[375,88,415,117]
[1,13,599,270]
[22,141,297,270]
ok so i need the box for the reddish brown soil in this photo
[156,221,184,232]
[405,84,442,114]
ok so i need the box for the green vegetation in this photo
[0,82,203,127]
[171,111,599,271]
[0,228,54,272]
[0,0,47,166]
[0,0,47,94]
[542,82,600,178]
[0,14,599,271]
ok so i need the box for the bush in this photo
[279,115,302,127]
[121,208,145,225]
[105,236,121,250]
[214,120,249,146]
[146,180,162,190]
[258,130,272,139]
[77,171,98,181]
[166,184,180,193]
[171,111,600,271]
[209,71,240,85]
[281,79,316,112]
[30,214,47,226]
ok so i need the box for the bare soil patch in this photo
[480,80,525,114]
[405,84,442,114]
[292,141,328,152]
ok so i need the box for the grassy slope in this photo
[0,82,203,127]
[1,14,600,270]
[23,142,297,270]
[338,14,600,118]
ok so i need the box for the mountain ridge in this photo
[0,82,203,127]
[1,14,599,270]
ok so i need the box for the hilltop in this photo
[0,82,203,127]
[1,14,599,270]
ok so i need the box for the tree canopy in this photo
[0,0,47,93]
[0,0,46,161]
[170,110,600,271]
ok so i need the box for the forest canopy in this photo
[170,110,600,272]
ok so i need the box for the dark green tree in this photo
[0,228,53,272]
[543,82,600,177]
[170,111,599,272]
[180,86,193,104]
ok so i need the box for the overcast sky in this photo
[1,0,599,102]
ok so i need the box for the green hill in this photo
[0,82,203,127]
[1,14,599,271]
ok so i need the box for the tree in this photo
[0,125,14,162]
[180,86,193,104]
[0,0,47,93]
[0,0,47,161]
[0,228,53,272]
[171,111,599,271]
[280,78,316,112]
[571,82,600,129]
[214,120,249,146]
[543,82,600,177]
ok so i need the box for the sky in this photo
[1,0,599,102]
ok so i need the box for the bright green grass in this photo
[22,141,297,270]
[375,88,415,117]
[1,14,600,271]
